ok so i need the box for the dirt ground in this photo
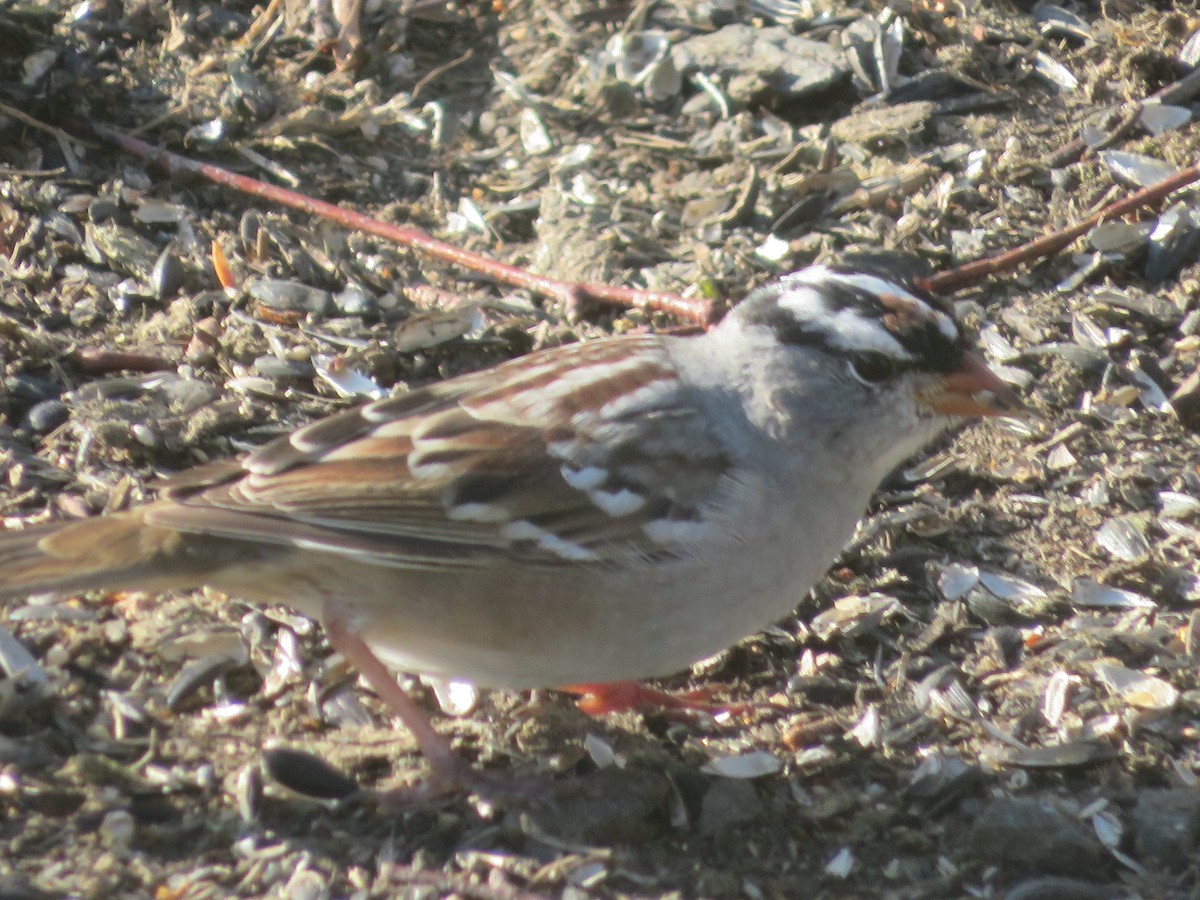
[2,1,1200,897]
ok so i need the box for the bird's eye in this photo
[848,351,897,384]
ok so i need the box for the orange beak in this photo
[920,351,1022,418]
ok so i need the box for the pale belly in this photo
[213,480,861,689]
[340,526,851,689]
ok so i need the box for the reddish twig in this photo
[83,123,713,325]
[67,347,177,374]
[1040,104,1142,170]
[1033,65,1200,171]
[920,158,1200,295]
[39,108,1193,316]
[920,65,1200,293]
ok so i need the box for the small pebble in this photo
[968,797,1106,877]
[261,747,358,801]
[1130,789,1200,870]
[88,197,120,223]
[252,356,313,379]
[22,400,69,434]
[333,285,377,316]
[4,373,60,402]
[151,248,185,300]
[246,279,332,316]
[699,778,765,834]
[99,809,136,850]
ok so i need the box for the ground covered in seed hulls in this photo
[2,1,1200,897]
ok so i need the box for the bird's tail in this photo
[0,509,192,600]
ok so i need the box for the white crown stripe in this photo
[775,284,909,358]
[825,308,910,357]
[774,283,831,318]
[774,265,959,352]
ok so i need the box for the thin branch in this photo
[1031,65,1200,171]
[67,347,176,374]
[1039,103,1142,170]
[921,158,1200,294]
[80,122,713,325]
[23,107,1191,315]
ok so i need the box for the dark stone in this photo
[150,248,185,300]
[1130,788,1200,871]
[967,797,1107,878]
[672,26,847,105]
[246,279,332,316]
[519,768,670,845]
[699,777,764,835]
[4,374,60,402]
[261,747,358,801]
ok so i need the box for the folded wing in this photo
[149,336,734,569]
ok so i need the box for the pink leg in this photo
[324,620,586,807]
[324,618,468,794]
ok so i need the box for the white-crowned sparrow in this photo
[0,256,1016,789]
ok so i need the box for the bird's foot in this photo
[560,680,749,719]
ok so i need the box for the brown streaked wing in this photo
[147,335,734,567]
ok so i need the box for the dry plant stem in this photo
[86,123,713,325]
[921,157,1200,295]
[0,99,91,172]
[67,347,176,374]
[1035,65,1200,170]
[1041,104,1142,170]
